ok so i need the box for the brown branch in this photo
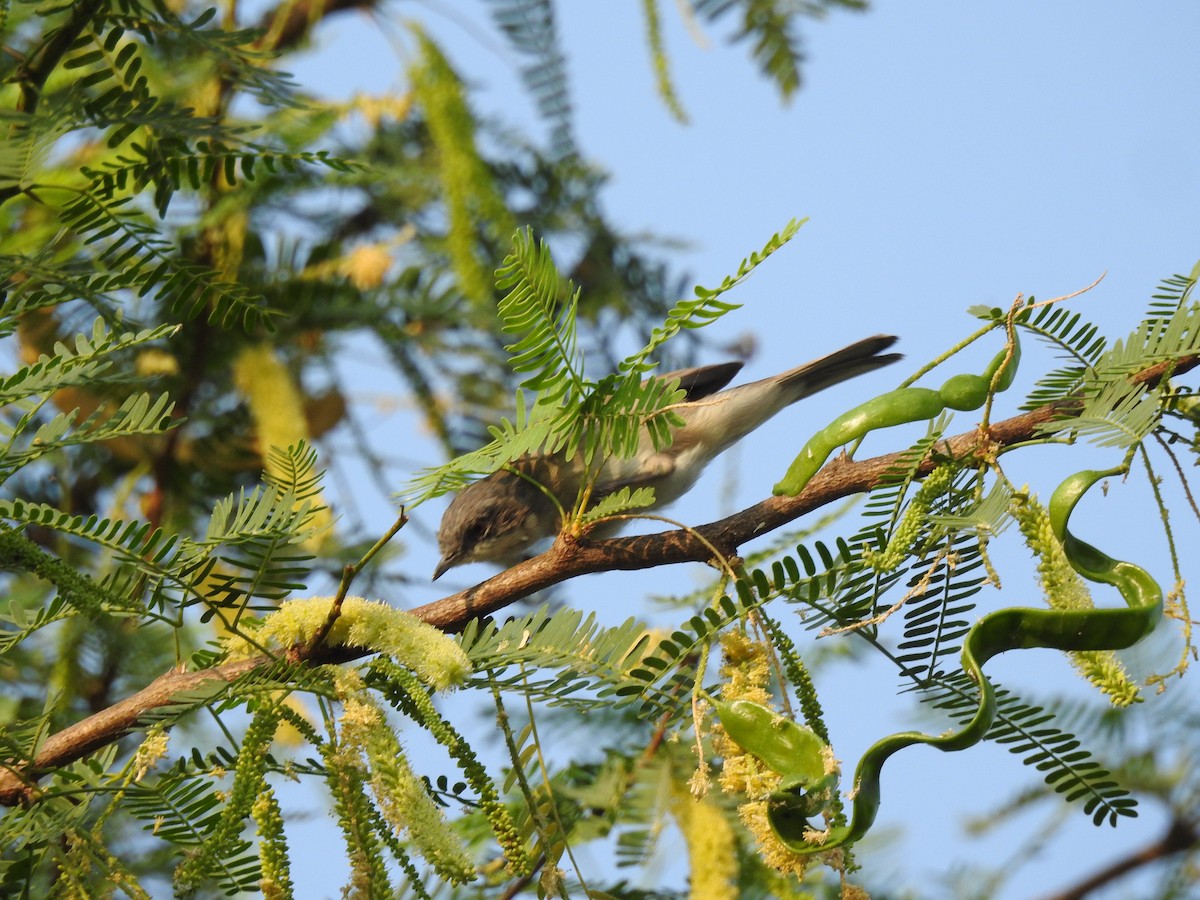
[1,657,261,805]
[1041,815,1198,900]
[409,399,1068,631]
[2,353,1196,806]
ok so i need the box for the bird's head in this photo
[433,474,551,580]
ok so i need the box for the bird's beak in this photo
[432,556,453,581]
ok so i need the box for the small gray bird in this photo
[433,334,901,579]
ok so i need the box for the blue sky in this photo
[284,3,1200,896]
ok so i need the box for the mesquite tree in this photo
[2,3,1197,898]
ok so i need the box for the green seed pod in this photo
[714,699,826,783]
[773,388,946,496]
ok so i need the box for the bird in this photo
[433,334,901,579]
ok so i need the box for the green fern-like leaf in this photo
[1,392,174,478]
[486,0,578,158]
[579,486,657,525]
[54,188,279,330]
[0,594,71,655]
[691,0,865,99]
[84,142,358,218]
[1017,302,1108,410]
[1143,259,1199,324]
[496,228,585,400]
[402,389,568,503]
[460,605,711,720]
[0,318,176,406]
[922,676,1137,826]
[1038,376,1162,449]
[927,479,1016,536]
[1101,299,1200,376]
[0,467,319,618]
[641,0,688,122]
[896,532,988,681]
[625,217,803,375]
[126,772,261,893]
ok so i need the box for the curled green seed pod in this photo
[774,337,1020,496]
[774,388,947,496]
[766,467,1162,856]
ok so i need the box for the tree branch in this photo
[14,0,104,116]
[2,353,1196,807]
[410,399,1068,631]
[1041,815,1198,900]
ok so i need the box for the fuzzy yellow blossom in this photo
[408,26,514,305]
[347,92,413,128]
[737,800,807,879]
[339,243,393,290]
[670,788,737,900]
[719,630,772,707]
[135,348,180,377]
[132,725,170,781]
[226,596,471,691]
[232,343,333,552]
[340,694,475,884]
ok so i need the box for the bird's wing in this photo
[592,450,677,497]
[587,362,744,498]
[652,361,744,401]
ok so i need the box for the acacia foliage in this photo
[2,3,1200,899]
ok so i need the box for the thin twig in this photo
[303,511,408,657]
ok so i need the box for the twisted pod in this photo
[721,467,1163,854]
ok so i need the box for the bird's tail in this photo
[774,334,902,405]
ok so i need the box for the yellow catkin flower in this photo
[339,694,475,885]
[339,243,393,290]
[132,726,170,782]
[408,26,515,306]
[1013,492,1140,706]
[226,596,472,691]
[231,343,333,551]
[719,630,772,707]
[212,209,247,276]
[670,787,737,900]
[737,800,807,879]
[348,92,413,128]
[135,348,180,377]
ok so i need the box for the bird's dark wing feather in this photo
[652,361,744,401]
